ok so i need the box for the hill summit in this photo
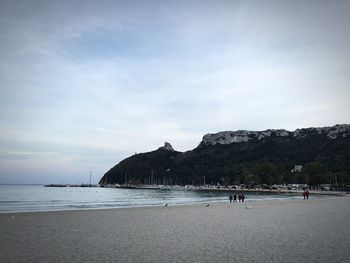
[158,142,175,152]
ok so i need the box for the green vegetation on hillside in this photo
[100,131,350,187]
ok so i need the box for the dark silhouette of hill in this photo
[99,125,350,187]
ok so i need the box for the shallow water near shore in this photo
[0,184,324,213]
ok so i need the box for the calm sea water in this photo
[0,185,308,213]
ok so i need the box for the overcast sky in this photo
[1,0,349,184]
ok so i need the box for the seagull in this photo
[206,204,209,207]
[164,203,168,207]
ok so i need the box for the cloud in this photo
[0,0,349,183]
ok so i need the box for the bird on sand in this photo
[206,204,209,207]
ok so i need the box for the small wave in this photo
[0,186,313,213]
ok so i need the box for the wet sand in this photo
[1,196,350,263]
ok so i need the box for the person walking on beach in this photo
[238,194,242,202]
[303,190,306,199]
[233,193,237,202]
[305,190,309,199]
[229,194,233,203]
[242,193,245,202]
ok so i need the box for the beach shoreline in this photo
[0,190,344,215]
[1,195,349,263]
[0,194,333,215]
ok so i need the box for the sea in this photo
[0,184,312,213]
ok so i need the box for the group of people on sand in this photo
[303,190,310,199]
[229,193,245,203]
[229,190,309,202]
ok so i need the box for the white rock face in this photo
[201,124,350,146]
[295,124,350,140]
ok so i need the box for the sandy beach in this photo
[1,196,349,263]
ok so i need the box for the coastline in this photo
[101,184,348,197]
[0,186,344,214]
[1,195,349,263]
[0,189,343,215]
[192,188,347,196]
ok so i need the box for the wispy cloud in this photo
[0,0,349,183]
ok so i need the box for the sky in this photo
[0,0,349,184]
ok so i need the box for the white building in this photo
[291,165,303,173]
